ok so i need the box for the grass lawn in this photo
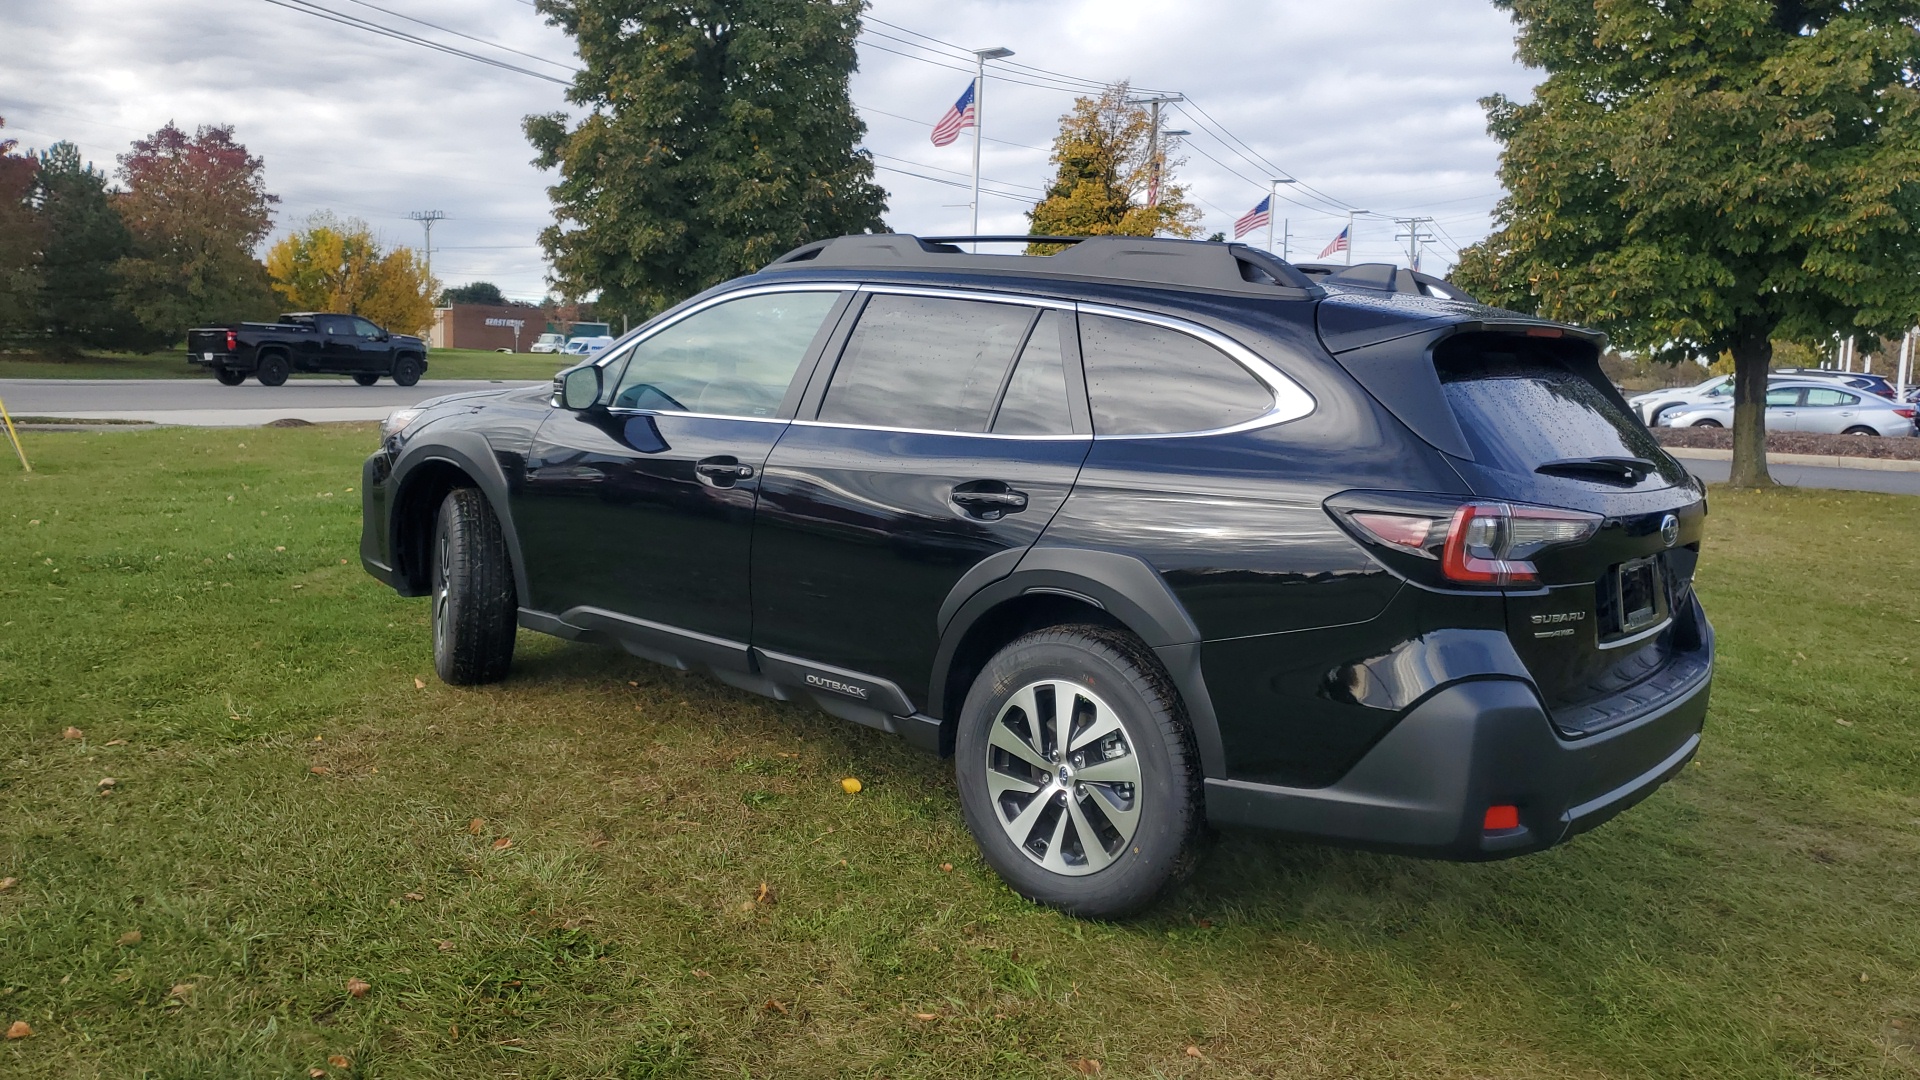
[2,426,1918,1079]
[0,348,568,383]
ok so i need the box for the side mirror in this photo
[560,365,602,410]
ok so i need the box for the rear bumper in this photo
[1203,653,1711,860]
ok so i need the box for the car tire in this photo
[1691,418,1722,428]
[1843,426,1879,436]
[352,372,381,386]
[212,366,247,386]
[954,624,1202,919]
[392,356,423,387]
[255,353,290,387]
[431,488,517,686]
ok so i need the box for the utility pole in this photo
[408,210,447,282]
[969,47,1014,250]
[1127,94,1183,212]
[1394,216,1436,271]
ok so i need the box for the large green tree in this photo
[1027,83,1200,253]
[0,118,42,340]
[525,0,888,316]
[1453,0,1920,486]
[114,122,280,345]
[34,142,138,348]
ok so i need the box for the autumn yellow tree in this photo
[266,213,436,335]
[1026,84,1200,253]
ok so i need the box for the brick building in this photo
[429,303,542,352]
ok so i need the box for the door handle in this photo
[951,481,1029,519]
[695,457,755,487]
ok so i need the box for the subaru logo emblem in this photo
[1660,514,1679,548]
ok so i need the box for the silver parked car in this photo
[1628,375,1733,425]
[1660,380,1918,436]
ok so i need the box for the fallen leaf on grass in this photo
[168,983,194,999]
[1861,973,1871,983]
[763,999,788,1015]
[309,1069,326,1078]
[1071,1058,1101,1074]
[413,678,426,689]
[309,766,331,776]
[1836,718,1855,727]
[491,837,512,851]
[840,777,862,794]
[63,727,83,740]
[104,739,128,747]
[0,878,15,892]
[468,818,485,834]
[328,1054,351,1068]
[435,940,456,952]
[755,881,775,906]
[6,1021,31,1040]
[1186,1045,1206,1059]
[912,1012,938,1021]
[117,931,142,946]
[939,863,953,872]
[345,977,371,998]
[403,892,424,902]
[97,777,116,789]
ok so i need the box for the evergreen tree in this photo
[0,118,42,341]
[1452,1,1920,486]
[1026,84,1200,254]
[525,0,888,315]
[440,281,507,306]
[34,142,138,347]
[114,122,280,345]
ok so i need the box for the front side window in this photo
[818,294,1035,432]
[1805,387,1858,407]
[352,317,383,338]
[608,291,841,418]
[1079,313,1273,435]
[1766,387,1803,407]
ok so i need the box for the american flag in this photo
[930,81,977,147]
[1233,196,1271,240]
[1319,226,1350,258]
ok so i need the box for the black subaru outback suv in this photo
[359,235,1712,917]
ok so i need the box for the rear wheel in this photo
[430,488,517,685]
[1691,418,1722,428]
[255,352,290,387]
[954,625,1202,919]
[352,372,380,386]
[212,366,246,386]
[392,355,423,387]
[1843,425,1879,436]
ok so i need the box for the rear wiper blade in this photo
[1534,456,1660,482]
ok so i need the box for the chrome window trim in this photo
[1075,301,1317,439]
[789,419,1086,441]
[1596,617,1672,651]
[855,282,1078,312]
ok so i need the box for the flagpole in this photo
[1267,182,1276,254]
[969,48,1014,252]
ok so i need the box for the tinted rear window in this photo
[818,295,1033,432]
[1079,314,1272,435]
[1435,338,1675,480]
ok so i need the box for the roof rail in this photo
[762,233,1324,300]
[1292,261,1477,303]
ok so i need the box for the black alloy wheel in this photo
[392,356,423,387]
[954,625,1202,919]
[212,367,247,386]
[352,372,381,386]
[430,488,517,685]
[255,353,290,387]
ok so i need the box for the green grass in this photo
[2,426,1918,1078]
[0,348,567,382]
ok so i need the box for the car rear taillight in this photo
[1896,407,1915,419]
[225,329,237,352]
[1336,498,1601,588]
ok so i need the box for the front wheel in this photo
[1691,418,1723,428]
[255,353,290,387]
[954,625,1202,919]
[392,355,423,387]
[431,488,517,685]
[212,366,247,386]
[1843,426,1879,436]
[352,372,380,386]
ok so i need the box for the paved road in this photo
[1680,456,1920,496]
[0,377,541,427]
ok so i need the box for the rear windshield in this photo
[1435,336,1680,483]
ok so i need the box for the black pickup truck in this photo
[186,313,429,386]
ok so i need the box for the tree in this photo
[114,122,280,345]
[266,213,436,335]
[0,118,43,340]
[525,0,887,316]
[1452,1,1920,486]
[34,142,139,347]
[1026,84,1200,253]
[440,281,506,307]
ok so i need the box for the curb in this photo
[1664,446,1920,473]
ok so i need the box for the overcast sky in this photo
[0,0,1536,302]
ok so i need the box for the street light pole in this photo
[970,47,1014,250]
[1267,178,1297,255]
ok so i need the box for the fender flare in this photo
[389,430,530,604]
[930,545,1228,777]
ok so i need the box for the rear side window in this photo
[1805,387,1858,407]
[819,295,1034,432]
[991,310,1073,435]
[1079,314,1272,435]
[1765,387,1802,407]
[1435,337,1669,475]
[608,290,840,417]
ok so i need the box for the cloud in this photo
[0,0,1532,300]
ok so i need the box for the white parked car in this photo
[530,333,566,354]
[562,335,614,357]
[1659,380,1918,436]
[1628,375,1734,426]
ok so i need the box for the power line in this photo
[868,151,1044,194]
[256,0,573,85]
[857,102,1050,151]
[870,162,1033,204]
[334,0,576,71]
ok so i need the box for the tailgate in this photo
[186,329,232,357]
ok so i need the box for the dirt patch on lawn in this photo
[1654,427,1920,461]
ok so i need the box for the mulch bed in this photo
[1654,427,1920,461]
